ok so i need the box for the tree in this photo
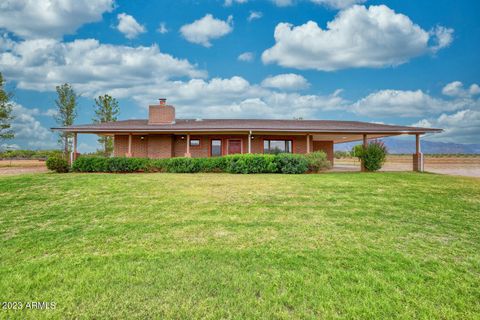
[54,83,78,155]
[0,72,14,142]
[93,94,119,156]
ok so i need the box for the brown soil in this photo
[0,160,49,176]
[334,156,480,177]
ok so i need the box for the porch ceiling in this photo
[312,133,400,143]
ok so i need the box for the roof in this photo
[52,118,442,134]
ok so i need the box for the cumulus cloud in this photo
[310,0,366,9]
[442,81,480,98]
[157,22,168,34]
[261,73,310,90]
[271,0,294,7]
[10,103,57,148]
[262,5,453,71]
[104,75,348,119]
[238,52,254,62]
[247,11,263,22]
[413,110,480,144]
[271,0,365,9]
[0,0,114,39]
[0,37,206,96]
[224,0,248,6]
[116,13,146,39]
[180,14,233,47]
[352,89,470,117]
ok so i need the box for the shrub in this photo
[72,156,108,172]
[46,155,69,173]
[107,157,150,173]
[226,154,277,174]
[305,151,331,172]
[164,157,201,173]
[274,153,308,174]
[334,151,350,159]
[355,140,388,172]
[71,154,313,174]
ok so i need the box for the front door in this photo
[228,139,242,154]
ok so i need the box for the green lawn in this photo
[0,172,479,319]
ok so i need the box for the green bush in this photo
[164,157,201,173]
[355,141,388,172]
[72,156,108,172]
[226,154,277,174]
[334,151,350,159]
[305,151,331,172]
[274,153,308,174]
[46,155,69,173]
[72,154,313,174]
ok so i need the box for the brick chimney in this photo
[148,98,175,124]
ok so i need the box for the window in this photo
[263,140,292,154]
[211,139,222,157]
[190,139,200,146]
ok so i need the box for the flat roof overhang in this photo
[52,127,442,144]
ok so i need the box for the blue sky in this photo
[0,0,479,152]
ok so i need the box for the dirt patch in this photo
[0,160,48,176]
[334,156,480,178]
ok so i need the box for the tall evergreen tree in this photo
[93,94,119,156]
[0,72,14,143]
[54,83,78,155]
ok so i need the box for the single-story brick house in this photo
[53,99,441,171]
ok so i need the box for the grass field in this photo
[1,172,479,319]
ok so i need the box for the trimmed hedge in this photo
[71,152,331,174]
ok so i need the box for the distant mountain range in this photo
[335,138,480,154]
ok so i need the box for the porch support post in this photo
[413,133,424,172]
[185,134,191,157]
[70,132,77,164]
[248,131,252,154]
[306,134,310,154]
[361,134,368,172]
[126,133,132,157]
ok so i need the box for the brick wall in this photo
[148,105,175,124]
[148,135,173,158]
[313,141,334,164]
[114,133,334,161]
[114,135,128,156]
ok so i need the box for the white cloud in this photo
[10,103,57,148]
[0,37,206,97]
[261,73,310,90]
[310,0,366,9]
[1,143,20,150]
[414,110,480,144]
[262,5,453,71]
[224,0,248,6]
[116,13,146,39]
[352,89,470,117]
[442,81,480,98]
[247,11,263,22]
[0,0,114,39]
[238,52,254,62]
[157,22,168,34]
[271,0,294,7]
[180,14,233,47]
[271,0,364,8]
[105,75,347,120]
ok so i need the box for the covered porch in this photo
[68,130,427,172]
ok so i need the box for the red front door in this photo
[228,140,242,154]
